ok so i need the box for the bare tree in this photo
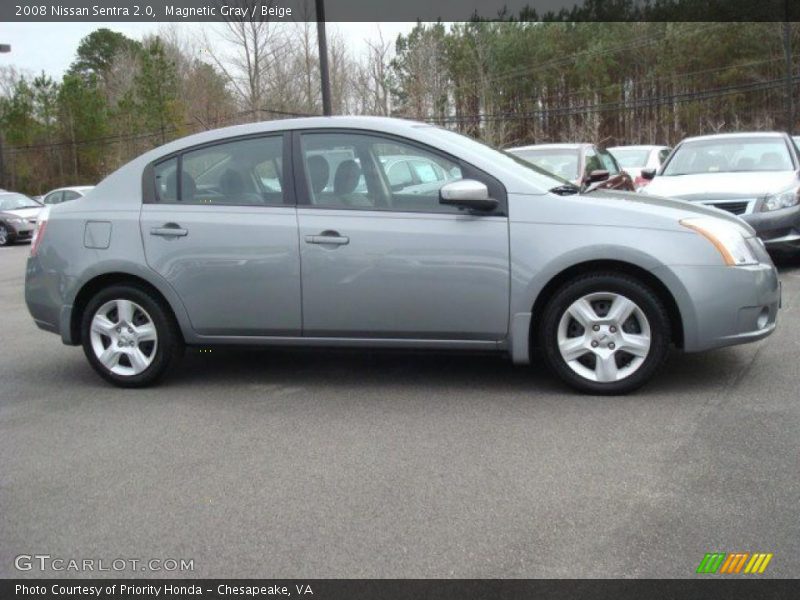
[353,28,393,115]
[0,66,23,98]
[203,0,290,117]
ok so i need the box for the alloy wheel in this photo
[89,299,158,376]
[556,291,651,383]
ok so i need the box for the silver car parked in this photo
[25,117,780,394]
[642,132,800,254]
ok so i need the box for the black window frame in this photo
[583,147,604,176]
[142,132,294,207]
[291,128,508,217]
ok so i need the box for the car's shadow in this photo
[153,343,748,397]
[16,340,751,399]
[772,252,800,271]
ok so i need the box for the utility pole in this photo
[315,0,332,116]
[784,2,795,134]
[0,44,9,187]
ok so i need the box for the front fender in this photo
[507,222,714,363]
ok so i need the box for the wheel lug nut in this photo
[591,341,599,348]
[116,327,121,333]
[610,326,617,333]
[609,342,615,350]
[592,325,600,331]
[128,327,133,333]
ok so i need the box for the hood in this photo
[3,206,42,220]
[582,189,756,235]
[644,171,798,200]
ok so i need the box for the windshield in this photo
[508,148,580,181]
[609,148,650,168]
[0,193,40,211]
[662,137,794,176]
[430,127,570,189]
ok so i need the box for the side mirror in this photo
[640,168,656,180]
[439,180,498,212]
[584,169,609,184]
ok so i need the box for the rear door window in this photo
[153,135,285,206]
[43,191,63,205]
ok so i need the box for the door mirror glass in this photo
[439,180,497,211]
[640,168,657,180]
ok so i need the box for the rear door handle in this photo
[305,231,349,246]
[150,224,188,237]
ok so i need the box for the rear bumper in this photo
[25,255,72,341]
[653,262,780,352]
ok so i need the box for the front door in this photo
[140,133,301,336]
[294,130,510,340]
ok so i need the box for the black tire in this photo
[81,284,183,387]
[539,272,670,395]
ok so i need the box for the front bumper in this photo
[13,228,33,242]
[740,204,800,252]
[653,262,780,352]
[4,222,34,242]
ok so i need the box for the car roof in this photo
[608,145,668,151]
[509,143,588,152]
[48,186,94,193]
[680,132,788,143]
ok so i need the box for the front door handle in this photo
[150,223,188,237]
[305,231,349,246]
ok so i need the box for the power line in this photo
[443,22,733,96]
[3,107,318,153]
[498,53,799,111]
[425,75,800,124]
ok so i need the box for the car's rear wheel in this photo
[539,272,670,395]
[0,225,10,246]
[81,284,183,387]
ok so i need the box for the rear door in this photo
[140,133,302,336]
[294,130,510,341]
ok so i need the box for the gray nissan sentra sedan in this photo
[25,117,780,394]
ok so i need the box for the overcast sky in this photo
[0,22,416,79]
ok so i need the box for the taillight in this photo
[30,217,48,257]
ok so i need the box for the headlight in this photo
[761,186,800,212]
[680,217,759,266]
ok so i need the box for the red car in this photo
[508,143,635,191]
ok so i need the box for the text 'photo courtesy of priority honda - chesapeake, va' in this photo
[1,1,799,599]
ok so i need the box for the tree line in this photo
[1,20,798,195]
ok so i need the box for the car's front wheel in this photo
[81,284,183,387]
[540,272,670,395]
[0,224,11,246]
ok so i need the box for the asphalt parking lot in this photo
[1,242,799,579]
